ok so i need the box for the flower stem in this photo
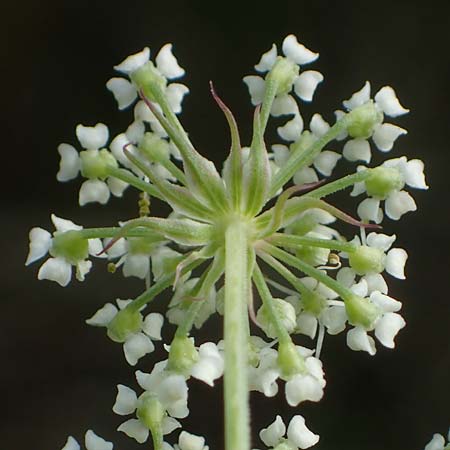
[267,233,357,253]
[224,220,250,450]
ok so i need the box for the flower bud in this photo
[139,132,171,163]
[80,149,117,179]
[167,336,199,375]
[345,294,380,330]
[365,167,404,199]
[136,392,164,429]
[277,341,306,378]
[349,245,385,275]
[267,57,299,96]
[50,231,88,264]
[346,101,383,139]
[257,298,297,339]
[107,308,142,343]
[130,61,167,102]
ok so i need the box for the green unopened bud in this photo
[257,298,296,339]
[50,231,88,264]
[345,294,380,330]
[130,61,167,101]
[167,336,198,375]
[80,149,117,179]
[277,341,306,378]
[301,290,327,316]
[107,308,142,343]
[136,392,164,429]
[365,167,404,199]
[349,245,385,275]
[346,101,383,139]
[139,132,170,163]
[267,57,299,96]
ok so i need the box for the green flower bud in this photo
[277,341,306,378]
[107,308,142,343]
[349,245,385,275]
[130,61,167,102]
[50,231,88,264]
[139,132,170,163]
[346,101,383,139]
[365,167,404,199]
[345,294,380,330]
[257,298,296,339]
[136,392,164,429]
[167,336,198,375]
[80,149,117,179]
[267,57,299,96]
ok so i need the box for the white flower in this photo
[259,415,319,449]
[173,431,209,450]
[341,81,409,162]
[57,123,129,205]
[60,430,113,450]
[86,299,164,365]
[424,432,449,450]
[352,156,428,222]
[25,214,104,287]
[113,383,182,444]
[107,44,188,114]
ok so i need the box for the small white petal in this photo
[424,433,446,450]
[350,181,367,197]
[385,248,408,279]
[334,109,348,140]
[346,327,376,355]
[342,139,371,163]
[156,44,185,79]
[297,313,318,339]
[243,75,265,105]
[403,159,428,189]
[158,374,188,416]
[57,144,81,182]
[372,123,407,152]
[374,86,409,117]
[385,190,417,220]
[343,81,371,110]
[350,279,368,298]
[287,415,320,449]
[190,342,224,386]
[255,43,278,72]
[310,114,330,137]
[85,430,113,450]
[271,94,298,116]
[294,70,323,101]
[259,415,286,447]
[370,291,402,313]
[337,267,356,287]
[363,273,388,294]
[26,227,52,265]
[123,254,150,279]
[86,303,118,327]
[178,432,206,450]
[123,333,155,366]
[321,305,347,335]
[51,214,82,232]
[282,35,319,65]
[366,232,396,251]
[114,47,150,73]
[38,257,72,287]
[162,416,181,435]
[271,144,290,166]
[142,313,164,340]
[110,133,133,167]
[293,167,319,185]
[357,198,383,223]
[106,78,137,110]
[374,312,406,348]
[79,179,110,206]
[277,114,304,141]
[313,150,341,176]
[107,177,129,197]
[166,83,189,114]
[76,123,109,150]
[76,260,92,282]
[104,237,127,259]
[118,418,149,443]
[258,368,280,397]
[126,120,146,143]
[61,436,80,450]
[112,384,138,415]
[285,374,324,406]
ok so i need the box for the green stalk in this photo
[267,233,357,253]
[224,221,250,450]
[79,227,166,241]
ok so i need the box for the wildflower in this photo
[60,430,113,450]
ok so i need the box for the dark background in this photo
[2,1,450,449]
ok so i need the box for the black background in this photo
[2,1,450,450]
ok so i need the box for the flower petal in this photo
[243,75,265,105]
[374,86,409,117]
[342,139,371,163]
[294,70,323,101]
[112,384,138,415]
[287,415,320,449]
[277,114,304,142]
[178,431,206,450]
[372,123,407,152]
[85,430,113,450]
[285,374,324,406]
[346,327,376,355]
[374,312,406,348]
[255,43,278,72]
[107,177,129,197]
[123,333,155,366]
[403,159,428,189]
[117,418,149,443]
[357,198,383,223]
[166,83,189,114]
[38,257,72,287]
[259,415,286,447]
[424,433,446,450]
[86,303,118,327]
[26,227,52,265]
[271,94,298,116]
[366,232,396,251]
[79,179,110,206]
[142,313,164,340]
[310,113,330,137]
[114,47,150,73]
[61,436,80,450]
[370,291,402,313]
[313,150,341,176]
[343,81,371,110]
[57,144,81,182]
[156,44,185,79]
[385,248,408,279]
[123,254,150,279]
[385,190,416,220]
[190,342,224,386]
[51,214,82,232]
[282,35,319,65]
[76,123,109,150]
[106,78,137,110]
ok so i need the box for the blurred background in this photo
[2,1,450,449]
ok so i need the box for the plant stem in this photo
[307,170,372,198]
[224,220,250,450]
[106,166,161,199]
